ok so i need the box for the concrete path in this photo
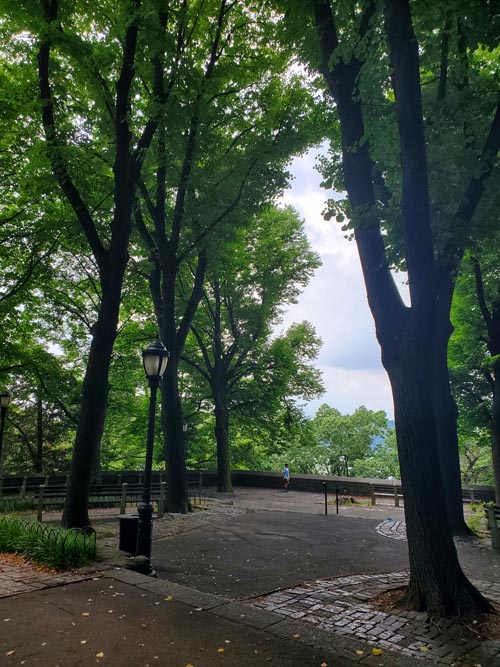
[0,487,499,666]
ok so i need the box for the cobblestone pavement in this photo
[0,556,98,597]
[376,518,492,550]
[0,499,246,598]
[375,519,407,541]
[1,490,498,665]
[251,572,500,665]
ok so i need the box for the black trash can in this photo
[118,514,139,555]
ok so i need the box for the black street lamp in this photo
[0,392,11,469]
[138,342,169,573]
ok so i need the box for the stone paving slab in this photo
[0,555,99,598]
[250,571,500,665]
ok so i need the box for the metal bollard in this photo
[199,471,203,493]
[371,486,376,506]
[394,485,399,508]
[120,483,128,515]
[158,482,166,518]
[323,481,328,515]
[37,485,45,523]
[336,487,339,515]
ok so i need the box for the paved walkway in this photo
[0,487,499,666]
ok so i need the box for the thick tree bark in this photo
[213,379,232,493]
[384,319,487,614]
[159,250,208,513]
[434,273,471,535]
[162,355,189,514]
[62,274,124,527]
[311,0,491,615]
[39,0,161,527]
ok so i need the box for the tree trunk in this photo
[311,0,492,617]
[62,275,123,528]
[434,276,471,534]
[35,394,43,473]
[213,379,232,493]
[162,355,189,513]
[384,326,490,614]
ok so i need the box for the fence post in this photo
[336,487,339,515]
[118,474,122,486]
[470,488,475,503]
[21,476,27,498]
[322,481,328,515]
[199,471,203,494]
[120,483,128,515]
[138,472,142,486]
[371,485,376,506]
[37,485,45,523]
[394,485,399,508]
[158,482,166,518]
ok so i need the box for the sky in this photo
[278,149,409,420]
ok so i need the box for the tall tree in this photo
[133,2,323,511]
[25,0,164,526]
[299,0,494,614]
[184,206,322,492]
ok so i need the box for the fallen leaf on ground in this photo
[217,648,225,653]
[372,648,383,656]
[320,662,327,667]
[292,634,300,638]
[420,646,430,652]
[80,640,87,645]
[356,650,364,655]
[82,612,90,617]
[6,650,14,656]
[96,652,104,658]
[165,596,174,601]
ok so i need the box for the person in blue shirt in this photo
[282,463,290,491]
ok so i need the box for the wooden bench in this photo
[486,505,500,549]
[370,483,402,507]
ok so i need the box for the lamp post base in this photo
[137,501,155,574]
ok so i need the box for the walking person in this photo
[282,463,290,491]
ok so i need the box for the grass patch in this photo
[0,497,36,513]
[0,516,97,570]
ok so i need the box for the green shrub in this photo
[0,516,96,570]
[465,502,488,535]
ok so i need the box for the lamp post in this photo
[0,392,11,469]
[138,342,169,572]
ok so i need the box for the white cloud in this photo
[279,149,401,419]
